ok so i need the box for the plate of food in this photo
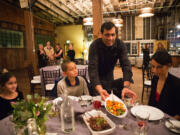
[82,110,116,135]
[165,119,180,134]
[105,94,128,118]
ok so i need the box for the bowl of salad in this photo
[105,94,128,118]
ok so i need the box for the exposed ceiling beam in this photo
[29,0,38,8]
[37,0,74,22]
[59,0,86,17]
[35,2,68,23]
[48,0,78,17]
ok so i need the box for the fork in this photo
[111,90,114,102]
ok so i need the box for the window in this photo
[124,42,138,55]
[35,34,53,49]
[140,42,154,55]
[131,43,138,55]
[0,29,24,48]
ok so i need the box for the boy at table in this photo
[57,60,89,96]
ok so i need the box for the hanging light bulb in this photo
[139,7,154,18]
[112,16,123,27]
[83,17,93,26]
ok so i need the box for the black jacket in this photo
[149,73,180,116]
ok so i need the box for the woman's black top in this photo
[149,73,180,117]
[37,50,47,68]
[55,49,63,60]
[142,48,150,66]
[67,50,75,61]
[0,91,24,120]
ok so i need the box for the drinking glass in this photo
[93,100,101,110]
[123,94,132,109]
[135,110,150,135]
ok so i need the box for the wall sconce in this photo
[139,7,154,18]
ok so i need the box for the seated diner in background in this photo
[57,60,89,97]
[0,72,24,120]
[149,50,180,120]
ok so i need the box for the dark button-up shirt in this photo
[88,38,132,89]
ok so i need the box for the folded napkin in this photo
[69,99,93,115]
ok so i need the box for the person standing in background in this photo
[67,43,75,62]
[44,41,55,65]
[37,44,47,68]
[54,43,63,65]
[142,43,150,71]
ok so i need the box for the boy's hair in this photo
[61,59,73,72]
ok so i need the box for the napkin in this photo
[69,99,93,115]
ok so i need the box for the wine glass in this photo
[135,110,150,135]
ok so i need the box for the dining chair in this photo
[77,68,87,79]
[27,64,41,94]
[141,64,153,103]
[42,68,61,96]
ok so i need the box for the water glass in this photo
[130,123,149,135]
[123,94,132,108]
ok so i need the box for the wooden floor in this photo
[12,66,150,104]
[114,66,150,104]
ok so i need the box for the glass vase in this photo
[37,124,46,135]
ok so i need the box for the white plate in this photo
[82,110,116,135]
[165,120,180,134]
[131,105,164,121]
[80,95,92,101]
[105,94,128,118]
[53,97,63,105]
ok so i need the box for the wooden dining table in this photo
[0,101,177,135]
